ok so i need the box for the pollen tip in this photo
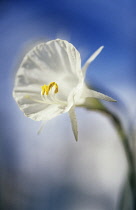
[41,82,58,95]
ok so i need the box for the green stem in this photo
[79,98,136,209]
[104,110,136,210]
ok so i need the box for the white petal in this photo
[37,121,47,134]
[13,90,66,121]
[13,39,84,121]
[25,104,64,121]
[82,46,104,76]
[14,39,83,102]
[69,106,78,141]
[80,85,116,102]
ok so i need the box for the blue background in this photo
[0,0,135,209]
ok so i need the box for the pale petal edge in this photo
[82,46,104,75]
[68,106,78,141]
[37,121,47,134]
[82,87,117,102]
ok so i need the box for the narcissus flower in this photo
[13,39,116,141]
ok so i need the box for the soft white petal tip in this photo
[100,46,104,50]
[98,46,104,52]
[75,135,78,142]
[104,97,117,102]
[111,99,117,102]
[37,121,46,135]
[69,107,78,142]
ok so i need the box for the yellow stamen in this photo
[41,82,58,95]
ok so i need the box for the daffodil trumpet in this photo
[13,39,116,141]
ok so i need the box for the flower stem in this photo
[80,98,136,209]
[103,109,136,209]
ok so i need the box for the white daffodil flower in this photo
[13,39,116,141]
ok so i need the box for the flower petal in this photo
[13,89,66,121]
[82,46,104,76]
[13,39,84,121]
[23,103,65,121]
[14,39,83,102]
[80,85,116,102]
[69,106,78,141]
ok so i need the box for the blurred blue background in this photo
[0,0,136,209]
